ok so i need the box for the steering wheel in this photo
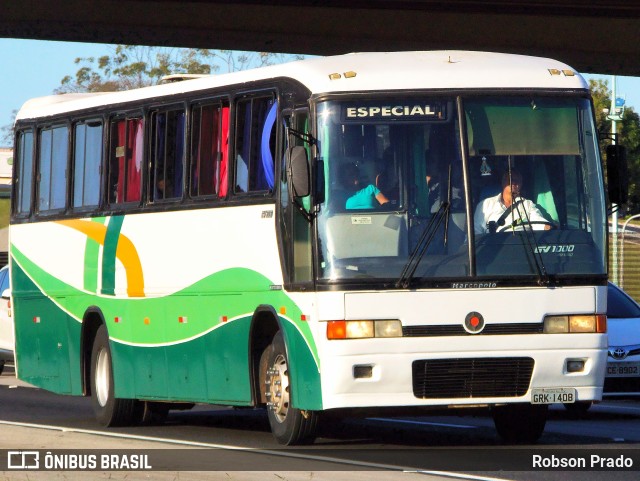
[496,220,554,232]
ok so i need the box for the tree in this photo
[589,78,640,214]
[1,46,303,147]
[0,110,15,147]
[56,45,304,93]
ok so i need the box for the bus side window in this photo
[14,130,35,217]
[38,125,68,213]
[234,96,277,193]
[190,103,229,198]
[72,120,102,209]
[150,109,185,202]
[109,117,143,205]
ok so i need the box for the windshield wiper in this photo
[396,165,454,289]
[396,201,450,289]
[511,199,549,286]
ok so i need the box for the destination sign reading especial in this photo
[342,101,448,121]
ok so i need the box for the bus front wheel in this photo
[563,401,592,414]
[90,325,137,426]
[492,403,547,444]
[263,332,318,445]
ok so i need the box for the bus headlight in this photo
[543,314,606,333]
[375,320,403,338]
[346,321,374,339]
[327,320,402,339]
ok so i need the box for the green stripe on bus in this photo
[11,256,321,409]
[84,217,105,293]
[101,215,124,296]
[10,245,319,370]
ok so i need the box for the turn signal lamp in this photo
[543,314,606,334]
[327,320,402,339]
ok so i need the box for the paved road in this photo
[0,365,639,481]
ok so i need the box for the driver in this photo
[474,170,551,234]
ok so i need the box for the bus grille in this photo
[412,357,534,399]
[403,323,543,337]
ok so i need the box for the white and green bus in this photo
[11,51,619,445]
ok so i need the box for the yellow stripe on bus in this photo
[55,219,145,297]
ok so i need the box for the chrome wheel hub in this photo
[95,348,110,407]
[265,353,290,423]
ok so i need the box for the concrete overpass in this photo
[2,1,640,75]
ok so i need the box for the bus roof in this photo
[16,51,587,121]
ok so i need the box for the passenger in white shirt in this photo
[474,170,551,235]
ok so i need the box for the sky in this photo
[1,38,639,147]
[0,39,113,145]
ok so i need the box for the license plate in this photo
[531,388,576,404]
[607,361,640,377]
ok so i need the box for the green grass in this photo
[0,198,8,230]
[610,235,640,302]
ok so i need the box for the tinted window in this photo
[607,283,640,318]
[73,120,102,208]
[109,117,143,204]
[16,130,34,215]
[38,125,69,212]
[234,97,277,193]
[190,103,230,198]
[151,109,185,201]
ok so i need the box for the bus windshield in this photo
[315,95,606,285]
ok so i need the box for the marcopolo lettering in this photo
[345,105,440,119]
[451,282,497,289]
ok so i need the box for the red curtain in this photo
[218,106,230,197]
[126,119,143,202]
[113,118,143,203]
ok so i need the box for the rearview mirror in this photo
[289,146,310,198]
[606,144,628,205]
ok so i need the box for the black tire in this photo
[492,403,548,444]
[0,360,4,376]
[90,325,137,426]
[134,401,170,425]
[263,332,318,445]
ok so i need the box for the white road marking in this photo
[0,419,514,481]
[369,418,478,429]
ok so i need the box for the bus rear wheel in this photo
[134,401,170,425]
[263,332,318,445]
[492,403,547,444]
[90,325,137,426]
